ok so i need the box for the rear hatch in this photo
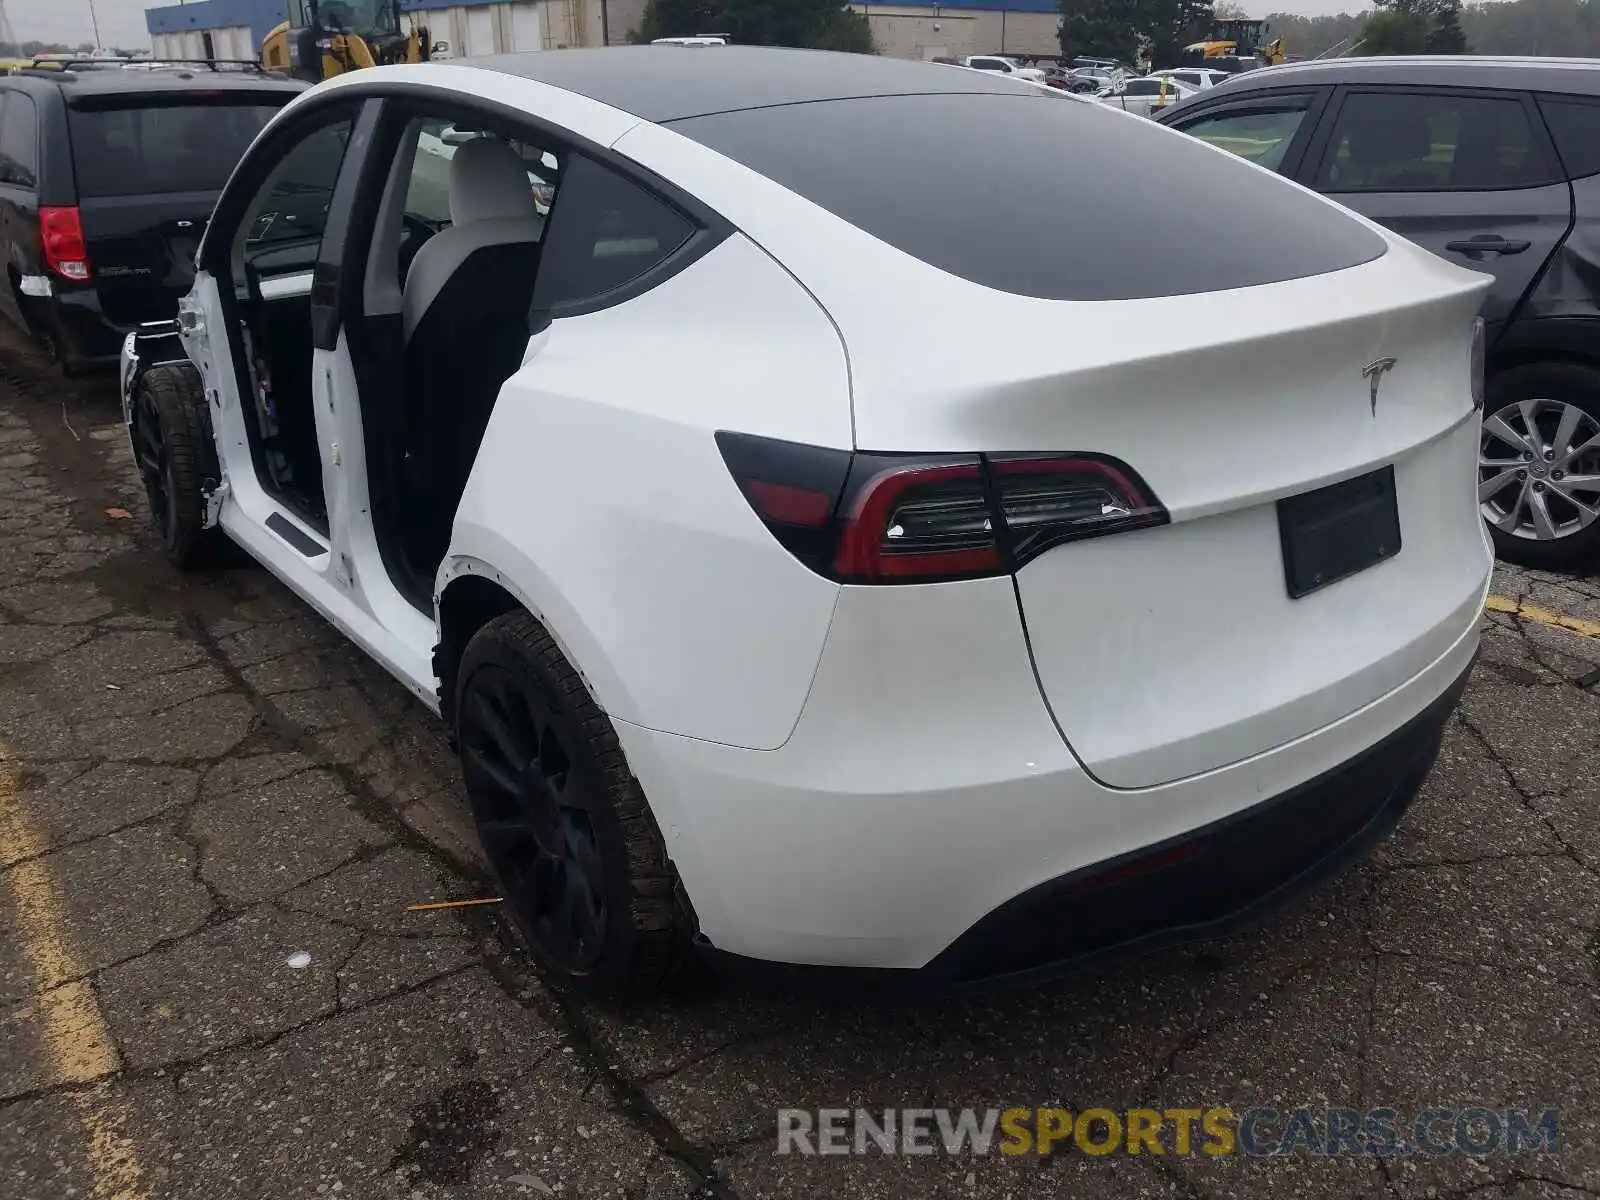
[66,91,286,327]
[997,271,1490,788]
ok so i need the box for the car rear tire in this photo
[131,364,222,570]
[454,611,691,998]
[1480,362,1600,570]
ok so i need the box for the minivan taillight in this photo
[40,206,90,281]
[716,432,1167,584]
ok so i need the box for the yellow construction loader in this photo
[261,0,434,83]
[1181,18,1286,72]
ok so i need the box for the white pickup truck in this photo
[960,54,1047,81]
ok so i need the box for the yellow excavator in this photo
[261,0,434,83]
[1181,18,1286,72]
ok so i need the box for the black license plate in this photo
[1277,466,1401,599]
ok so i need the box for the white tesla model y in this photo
[120,47,1493,996]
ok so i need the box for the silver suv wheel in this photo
[1480,397,1600,542]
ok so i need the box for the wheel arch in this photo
[434,571,520,730]
[122,321,193,428]
[1488,344,1600,378]
[433,553,634,736]
[1487,318,1600,381]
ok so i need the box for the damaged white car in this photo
[121,47,1490,998]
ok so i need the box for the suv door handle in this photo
[1444,235,1532,257]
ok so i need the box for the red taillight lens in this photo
[40,207,89,281]
[716,432,1167,585]
[715,431,852,576]
[741,478,834,527]
[834,461,1001,581]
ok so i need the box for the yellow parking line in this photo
[0,764,150,1200]
[1485,593,1600,640]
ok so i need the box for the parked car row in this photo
[110,47,1492,1000]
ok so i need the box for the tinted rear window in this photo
[67,97,283,198]
[1538,97,1600,180]
[669,92,1387,301]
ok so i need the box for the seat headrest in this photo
[1346,112,1433,173]
[449,137,537,226]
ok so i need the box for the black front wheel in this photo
[130,365,222,570]
[454,611,691,998]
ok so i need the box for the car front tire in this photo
[131,364,222,570]
[454,610,691,998]
[1480,361,1600,569]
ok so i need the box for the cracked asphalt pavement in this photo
[0,324,1597,1200]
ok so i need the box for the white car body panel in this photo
[618,575,1483,968]
[444,232,852,749]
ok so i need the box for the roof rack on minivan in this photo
[23,56,276,76]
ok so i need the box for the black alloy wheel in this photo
[453,611,689,997]
[459,661,609,972]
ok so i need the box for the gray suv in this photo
[1159,56,1600,568]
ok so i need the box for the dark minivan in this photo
[0,60,305,371]
[1158,56,1600,568]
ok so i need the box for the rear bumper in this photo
[614,573,1485,979]
[40,289,133,366]
[925,658,1465,988]
[703,661,1463,993]
[40,285,181,367]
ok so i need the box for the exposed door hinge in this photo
[201,479,229,529]
[176,298,206,340]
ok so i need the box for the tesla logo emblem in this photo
[1363,357,1397,416]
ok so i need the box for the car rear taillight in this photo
[989,454,1166,560]
[40,207,89,281]
[716,432,1167,584]
[835,459,1002,580]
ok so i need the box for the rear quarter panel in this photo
[445,232,852,752]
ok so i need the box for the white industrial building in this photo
[146,0,648,60]
[854,0,1061,61]
[147,0,1059,62]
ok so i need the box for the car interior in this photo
[1323,101,1541,192]
[226,111,560,606]
[394,129,554,578]
[1327,112,1449,190]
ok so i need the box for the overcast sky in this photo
[1,0,1387,52]
[6,0,165,48]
